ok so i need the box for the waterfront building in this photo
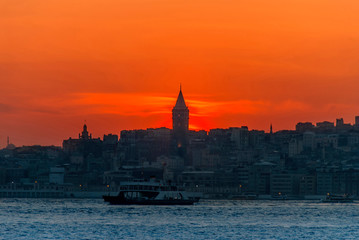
[270,172,296,196]
[248,161,275,195]
[299,175,316,195]
[316,169,335,195]
[178,171,215,193]
[49,167,65,185]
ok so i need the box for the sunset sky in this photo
[1,0,359,146]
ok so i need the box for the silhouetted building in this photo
[334,118,352,131]
[231,127,249,150]
[316,121,335,131]
[118,128,171,167]
[103,134,118,145]
[172,86,189,156]
[303,131,315,150]
[63,124,102,157]
[79,124,91,140]
[299,175,316,195]
[270,171,302,196]
[296,122,314,132]
[336,118,344,127]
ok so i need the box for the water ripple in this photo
[1,199,359,239]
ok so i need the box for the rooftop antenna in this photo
[7,136,9,146]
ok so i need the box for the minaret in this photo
[270,124,273,134]
[172,85,189,148]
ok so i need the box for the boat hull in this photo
[103,195,196,205]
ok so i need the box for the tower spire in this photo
[174,86,187,109]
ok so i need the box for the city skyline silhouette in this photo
[2,85,359,148]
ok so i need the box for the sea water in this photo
[1,199,359,239]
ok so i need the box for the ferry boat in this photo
[321,194,354,203]
[103,179,199,205]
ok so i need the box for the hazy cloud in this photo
[0,103,15,113]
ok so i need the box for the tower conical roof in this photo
[174,88,187,109]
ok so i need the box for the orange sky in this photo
[1,0,359,146]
